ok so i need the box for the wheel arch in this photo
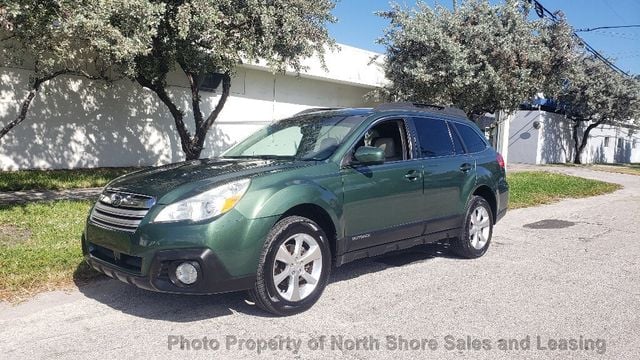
[245,182,342,258]
[280,203,338,259]
[471,185,497,223]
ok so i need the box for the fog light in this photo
[175,262,198,285]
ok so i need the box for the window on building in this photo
[617,138,624,149]
[634,139,637,149]
[604,137,610,147]
[199,73,225,92]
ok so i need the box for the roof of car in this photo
[293,103,479,128]
[301,102,469,119]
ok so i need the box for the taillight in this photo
[496,152,505,168]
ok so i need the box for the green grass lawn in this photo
[507,171,621,208]
[0,168,139,192]
[0,171,622,301]
[0,200,102,301]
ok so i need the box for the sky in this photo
[328,0,640,75]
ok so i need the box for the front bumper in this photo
[83,239,256,294]
[82,206,278,294]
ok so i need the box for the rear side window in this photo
[454,123,487,153]
[412,118,455,157]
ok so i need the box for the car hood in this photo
[106,158,309,203]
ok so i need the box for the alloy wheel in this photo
[272,233,323,302]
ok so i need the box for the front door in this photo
[341,119,424,251]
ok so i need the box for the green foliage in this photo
[0,0,162,79]
[507,171,620,208]
[376,0,576,116]
[132,0,337,160]
[559,56,640,125]
[0,167,137,191]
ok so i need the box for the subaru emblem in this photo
[110,193,123,207]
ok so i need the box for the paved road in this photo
[1,166,638,359]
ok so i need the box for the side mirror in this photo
[353,146,385,166]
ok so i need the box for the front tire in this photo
[451,196,493,259]
[250,216,331,316]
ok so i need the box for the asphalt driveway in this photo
[1,166,638,359]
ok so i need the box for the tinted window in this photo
[413,118,455,157]
[454,123,487,153]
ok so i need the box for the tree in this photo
[131,0,336,160]
[375,0,575,117]
[0,0,162,139]
[558,56,640,164]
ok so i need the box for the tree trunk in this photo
[137,71,232,161]
[191,72,231,159]
[0,71,66,140]
[135,75,197,159]
[572,119,604,164]
[572,121,582,164]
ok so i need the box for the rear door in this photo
[341,118,424,251]
[410,117,476,233]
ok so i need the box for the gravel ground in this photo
[0,165,638,359]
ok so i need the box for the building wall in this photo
[508,109,640,164]
[0,46,382,170]
[507,110,541,165]
[538,111,574,164]
[581,125,640,164]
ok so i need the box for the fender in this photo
[237,179,343,232]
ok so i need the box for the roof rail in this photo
[295,107,344,116]
[374,102,467,118]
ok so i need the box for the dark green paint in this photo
[83,106,509,293]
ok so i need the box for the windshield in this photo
[222,114,365,161]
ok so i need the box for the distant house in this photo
[504,109,640,165]
[0,44,384,170]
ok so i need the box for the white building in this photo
[0,44,384,170]
[2,44,638,170]
[507,109,640,164]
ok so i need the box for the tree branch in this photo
[135,75,195,157]
[182,67,205,130]
[200,72,231,134]
[0,34,15,42]
[191,72,231,157]
[0,70,68,140]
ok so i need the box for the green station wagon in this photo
[82,103,509,315]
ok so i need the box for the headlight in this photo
[152,179,250,223]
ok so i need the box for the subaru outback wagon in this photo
[83,103,509,316]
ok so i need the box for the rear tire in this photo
[250,216,331,316]
[450,195,493,259]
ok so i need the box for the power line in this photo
[576,25,640,32]
[526,0,630,77]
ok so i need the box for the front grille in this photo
[90,190,155,232]
[88,242,142,273]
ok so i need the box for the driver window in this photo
[353,119,410,162]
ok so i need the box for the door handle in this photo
[459,163,473,172]
[404,170,420,181]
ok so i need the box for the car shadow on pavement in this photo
[74,241,458,321]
